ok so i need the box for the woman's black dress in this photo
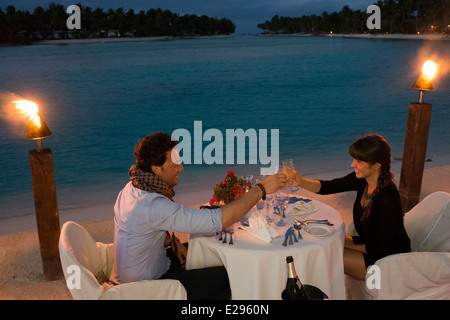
[318,172,411,267]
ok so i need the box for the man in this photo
[110,132,286,299]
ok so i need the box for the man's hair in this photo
[134,132,178,173]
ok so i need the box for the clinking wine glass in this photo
[283,159,298,192]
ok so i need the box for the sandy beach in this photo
[0,162,448,300]
[21,33,448,47]
[31,34,237,46]
[332,33,450,41]
[260,33,450,41]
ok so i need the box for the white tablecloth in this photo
[186,199,346,300]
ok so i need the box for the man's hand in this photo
[220,171,287,228]
[166,232,188,269]
[171,238,188,269]
[261,171,287,194]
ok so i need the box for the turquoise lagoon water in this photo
[0,35,449,218]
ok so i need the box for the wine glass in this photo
[274,192,288,227]
[282,159,298,192]
[264,194,274,223]
[256,176,273,223]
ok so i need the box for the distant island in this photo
[0,2,236,44]
[257,1,449,35]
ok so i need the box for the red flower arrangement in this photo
[209,170,244,205]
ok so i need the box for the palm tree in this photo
[47,2,67,38]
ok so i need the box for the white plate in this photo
[303,224,334,237]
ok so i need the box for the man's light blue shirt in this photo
[110,182,223,284]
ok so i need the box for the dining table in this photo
[186,196,347,300]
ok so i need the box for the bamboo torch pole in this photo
[398,60,437,213]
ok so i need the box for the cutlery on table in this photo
[273,206,280,216]
[304,219,330,223]
[282,227,294,247]
[302,221,334,226]
[240,221,249,227]
[294,221,303,242]
[218,227,234,245]
[294,218,333,226]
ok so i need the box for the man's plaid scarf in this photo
[128,165,175,200]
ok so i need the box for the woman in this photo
[292,134,410,280]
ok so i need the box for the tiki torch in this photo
[398,60,437,213]
[14,99,63,281]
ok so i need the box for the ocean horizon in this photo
[0,35,449,219]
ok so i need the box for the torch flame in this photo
[422,60,437,80]
[13,99,41,127]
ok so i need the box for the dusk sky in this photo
[0,0,372,33]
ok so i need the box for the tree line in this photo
[0,2,236,44]
[257,0,449,35]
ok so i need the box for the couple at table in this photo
[110,132,410,299]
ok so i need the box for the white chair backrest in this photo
[59,221,188,300]
[59,221,107,299]
[404,192,450,252]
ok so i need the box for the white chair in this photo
[346,191,450,300]
[59,221,187,300]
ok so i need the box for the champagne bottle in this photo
[281,256,308,300]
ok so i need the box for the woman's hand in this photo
[291,171,322,194]
[292,170,303,185]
